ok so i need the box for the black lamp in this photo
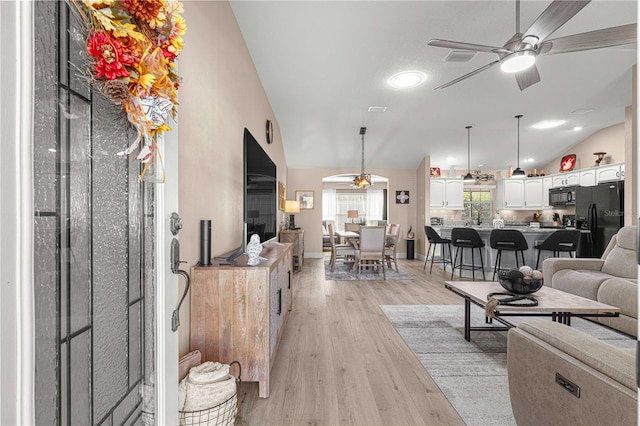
[512,114,526,177]
[463,125,474,181]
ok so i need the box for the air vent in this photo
[571,108,594,115]
[368,106,387,112]
[444,50,477,62]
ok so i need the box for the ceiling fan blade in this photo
[515,64,541,91]
[539,23,636,55]
[428,39,508,54]
[433,60,500,90]
[523,0,591,43]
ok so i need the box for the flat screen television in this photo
[244,128,277,243]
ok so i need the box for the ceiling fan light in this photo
[500,50,537,73]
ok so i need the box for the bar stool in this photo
[490,229,529,281]
[451,227,486,281]
[423,226,453,274]
[535,230,581,269]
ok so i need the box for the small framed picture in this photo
[560,154,576,172]
[396,190,410,204]
[278,181,286,211]
[430,167,441,177]
[295,190,314,209]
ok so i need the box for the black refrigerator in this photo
[575,181,624,258]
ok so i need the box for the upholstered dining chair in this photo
[355,226,387,279]
[327,223,355,271]
[384,224,401,272]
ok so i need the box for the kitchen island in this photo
[433,226,589,277]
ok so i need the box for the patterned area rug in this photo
[324,260,412,281]
[381,304,634,426]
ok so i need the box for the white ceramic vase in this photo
[246,234,262,266]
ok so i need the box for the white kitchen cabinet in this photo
[596,164,623,183]
[579,169,597,187]
[523,178,543,208]
[551,172,579,187]
[430,178,464,209]
[621,164,625,179]
[502,178,524,208]
[542,177,552,207]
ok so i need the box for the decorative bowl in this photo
[498,271,544,294]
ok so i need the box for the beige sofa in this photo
[542,226,637,337]
[507,320,636,426]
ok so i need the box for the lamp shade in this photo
[347,210,359,219]
[284,200,300,214]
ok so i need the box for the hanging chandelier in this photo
[353,127,372,188]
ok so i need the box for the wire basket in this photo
[178,361,242,426]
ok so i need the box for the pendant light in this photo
[512,114,526,177]
[463,125,474,181]
[353,127,372,188]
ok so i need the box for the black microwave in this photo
[549,186,577,207]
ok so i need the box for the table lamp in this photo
[284,200,300,229]
[347,210,359,223]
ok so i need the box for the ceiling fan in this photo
[428,0,636,91]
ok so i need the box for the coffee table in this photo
[445,281,620,341]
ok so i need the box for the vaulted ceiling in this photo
[230,1,636,173]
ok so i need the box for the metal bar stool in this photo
[423,226,453,273]
[451,227,486,281]
[535,230,581,269]
[490,229,529,281]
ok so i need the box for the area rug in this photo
[380,304,634,426]
[324,260,412,281]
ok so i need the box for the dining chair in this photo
[384,224,401,272]
[344,223,361,233]
[327,223,355,271]
[355,226,387,279]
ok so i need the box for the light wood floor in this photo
[236,256,466,425]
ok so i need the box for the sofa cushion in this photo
[601,227,637,279]
[598,278,638,319]
[552,269,612,300]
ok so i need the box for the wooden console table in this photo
[279,229,304,272]
[190,242,293,398]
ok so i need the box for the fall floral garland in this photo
[71,0,186,181]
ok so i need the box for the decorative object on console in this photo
[347,210,359,223]
[511,115,526,177]
[593,151,606,166]
[246,234,262,266]
[463,125,474,181]
[430,167,441,177]
[560,154,577,172]
[295,190,314,210]
[353,127,372,188]
[468,170,495,183]
[407,226,415,240]
[284,200,300,229]
[396,190,410,204]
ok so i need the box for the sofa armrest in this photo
[507,320,636,426]
[542,257,605,284]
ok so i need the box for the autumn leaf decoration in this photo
[72,0,187,181]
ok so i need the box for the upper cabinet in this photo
[430,178,464,210]
[523,178,543,208]
[551,172,579,188]
[542,177,553,208]
[596,164,623,183]
[579,169,597,187]
[498,178,524,209]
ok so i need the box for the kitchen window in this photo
[463,190,493,222]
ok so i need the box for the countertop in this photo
[434,226,589,234]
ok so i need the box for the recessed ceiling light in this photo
[532,120,566,129]
[573,126,583,131]
[477,164,484,167]
[526,158,535,163]
[388,70,426,89]
[446,156,455,162]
